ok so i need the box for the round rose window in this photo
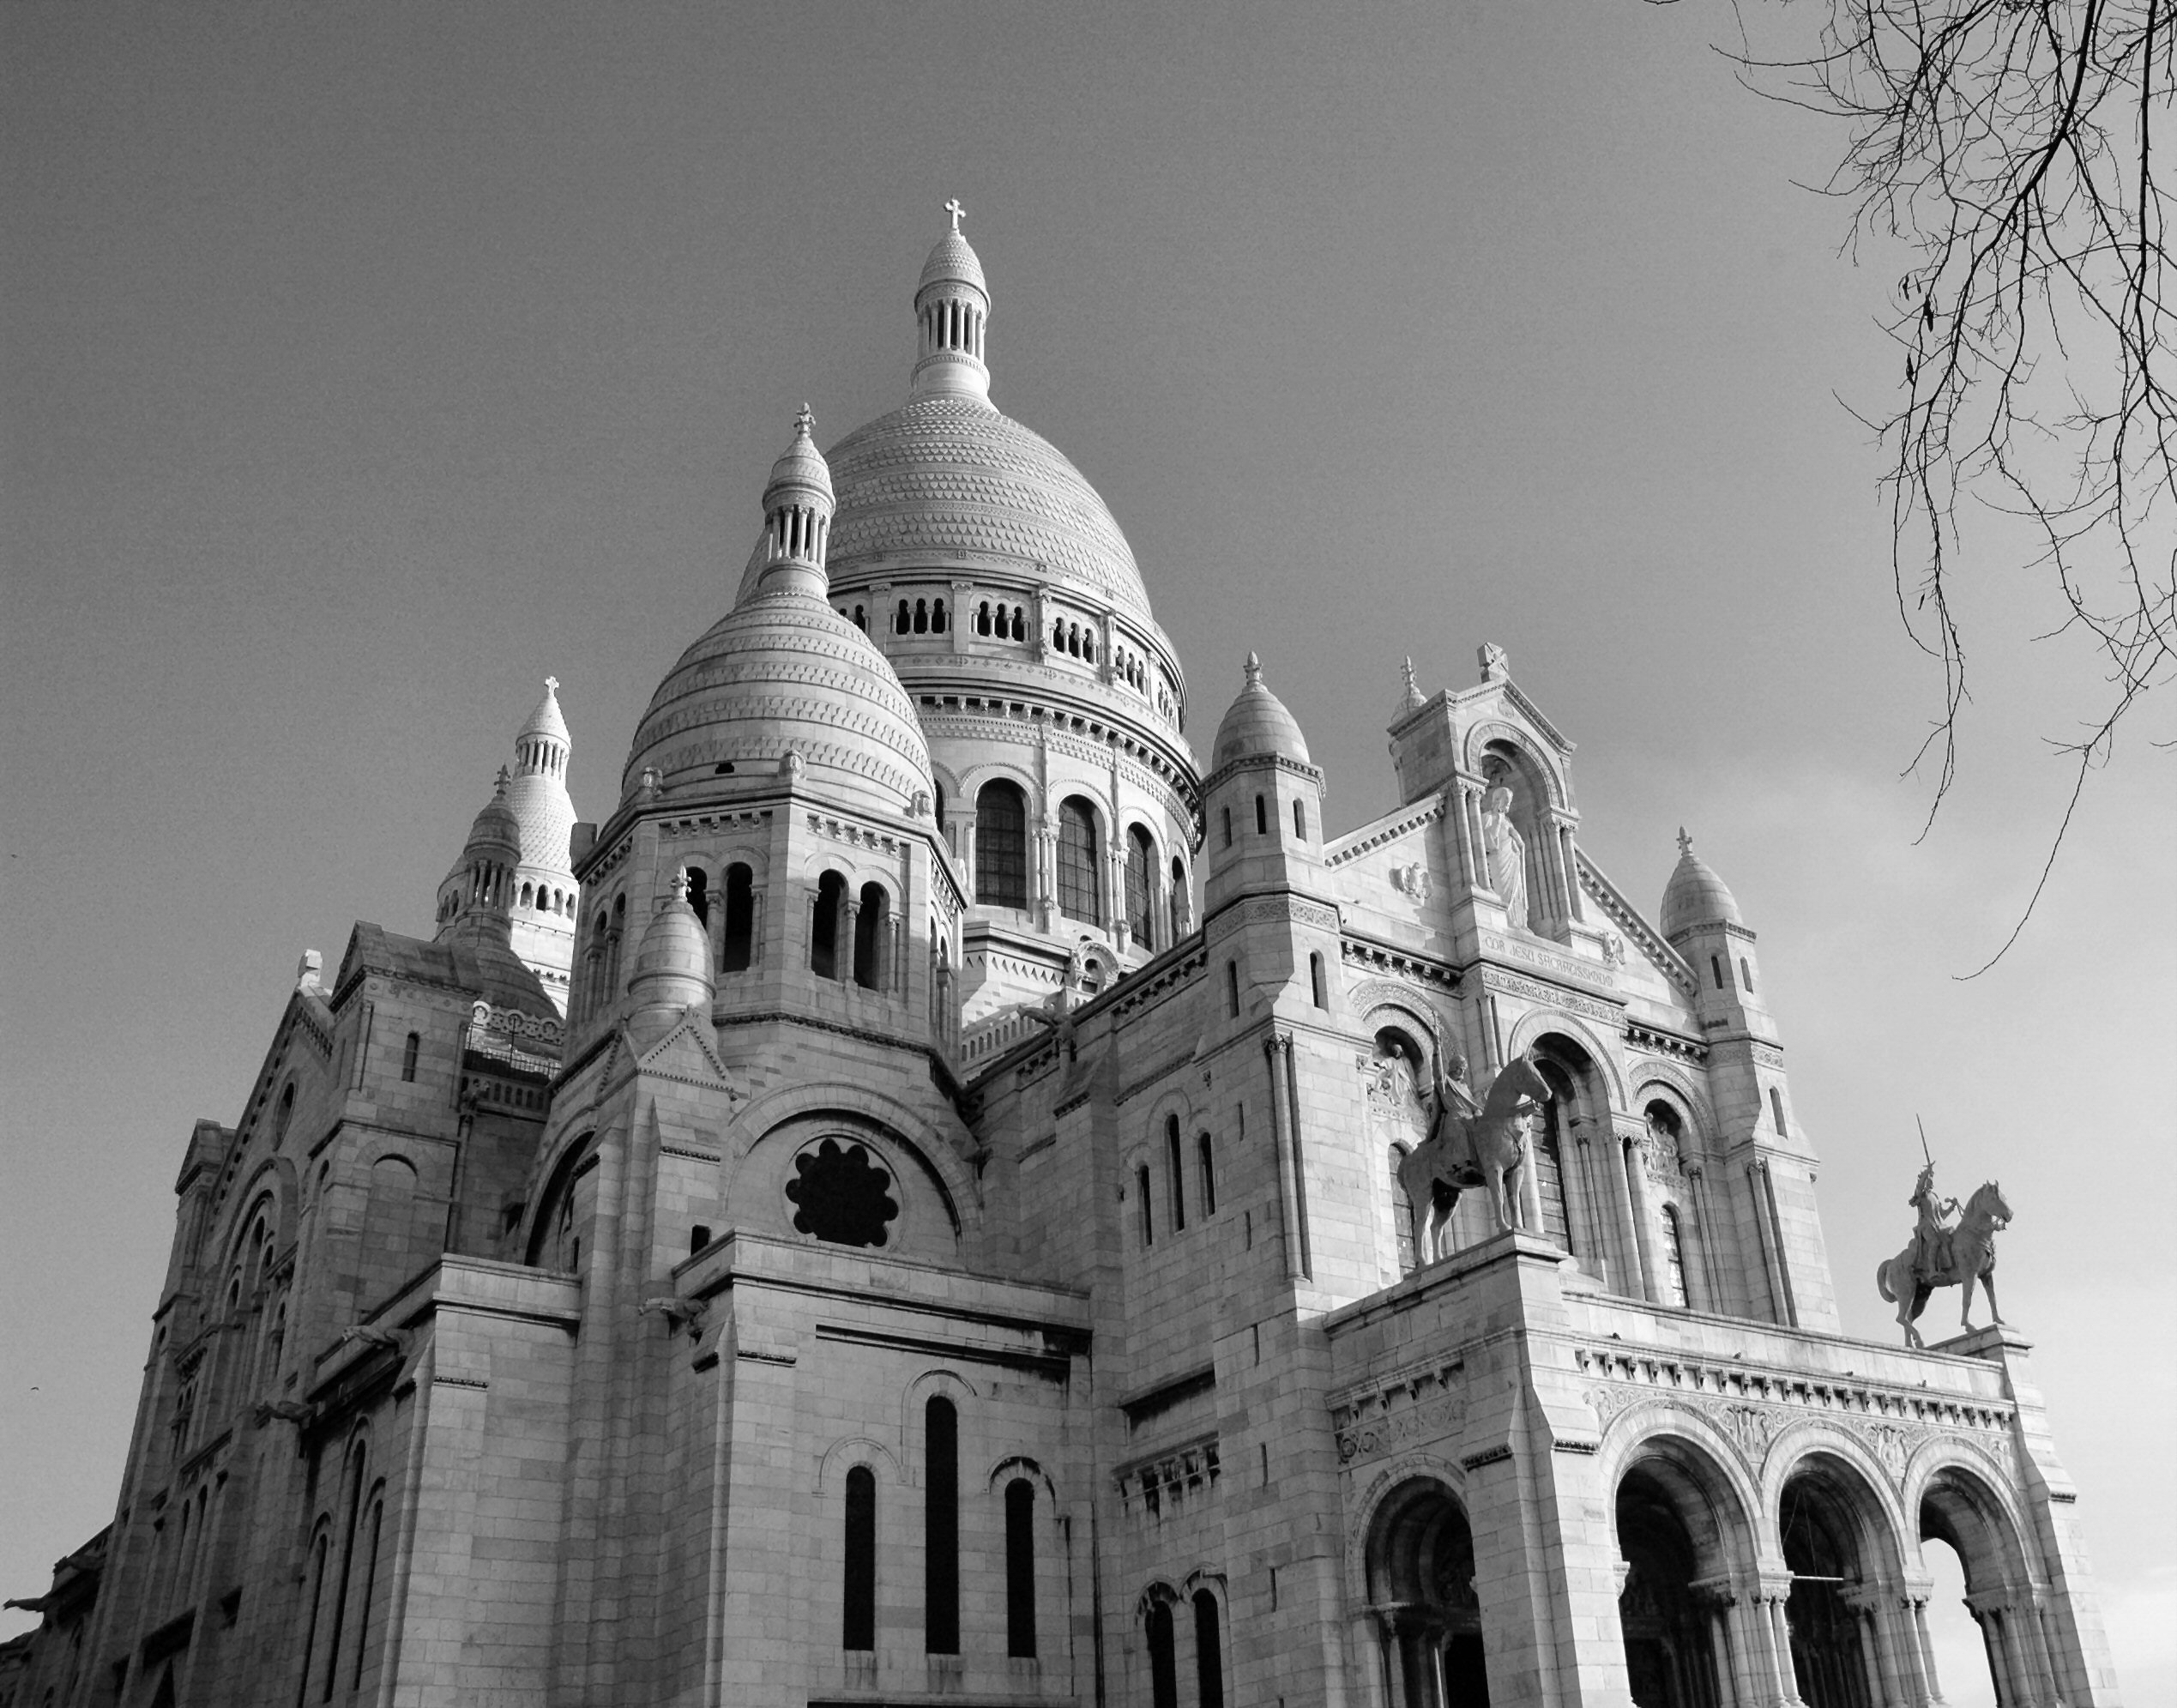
[785,1138,900,1248]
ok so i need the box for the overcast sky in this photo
[4,5,2170,1700]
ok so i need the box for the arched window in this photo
[351,1488,385,1689]
[1082,633,1095,664]
[1056,798,1100,923]
[1309,951,1327,1009]
[400,1032,419,1083]
[1197,1132,1216,1216]
[1740,956,1755,992]
[1146,1600,1179,1708]
[519,881,533,908]
[323,1445,369,1700]
[1125,826,1155,948]
[896,599,911,634]
[1052,619,1065,649]
[1004,1479,1036,1658]
[914,598,928,633]
[853,883,886,990]
[1660,1205,1690,1307]
[853,604,866,631]
[1165,1115,1187,1233]
[1225,960,1240,1018]
[811,872,846,981]
[1293,798,1307,840]
[1390,1144,1417,1273]
[1532,1060,1577,1252]
[1168,857,1187,942]
[1137,1165,1154,1246]
[924,1398,959,1654]
[273,1083,295,1145]
[1193,1589,1225,1708]
[975,782,1028,908]
[977,601,992,636]
[932,597,947,633]
[1710,954,1725,989]
[299,1530,330,1698]
[721,864,755,972]
[1770,1087,1788,1135]
[1010,606,1026,641]
[684,866,709,925]
[1221,806,1233,848]
[1254,794,1268,835]
[842,1466,876,1651]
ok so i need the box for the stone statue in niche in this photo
[1480,786,1530,931]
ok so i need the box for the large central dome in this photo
[822,395,1154,623]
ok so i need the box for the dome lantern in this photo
[909,199,993,405]
[754,406,835,601]
[1659,827,1744,940]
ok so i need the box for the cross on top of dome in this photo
[944,196,966,232]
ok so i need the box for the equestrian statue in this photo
[1396,1048,1553,1264]
[1875,1156,2012,1349]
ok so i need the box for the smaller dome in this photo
[918,227,987,299]
[1660,829,1742,938]
[764,405,834,510]
[519,677,570,746]
[1211,653,1310,770]
[463,770,523,859]
[631,877,714,996]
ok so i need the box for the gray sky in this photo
[4,5,2170,1699]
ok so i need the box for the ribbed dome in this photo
[518,679,570,745]
[624,594,933,813]
[463,776,522,858]
[632,881,713,992]
[919,229,987,297]
[1212,654,1310,770]
[823,396,1153,622]
[1660,830,1742,938]
[765,406,834,507]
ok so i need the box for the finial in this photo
[1245,650,1262,685]
[944,196,966,234]
[1479,641,1510,680]
[1398,656,1424,712]
[494,764,511,794]
[544,674,558,696]
[794,401,814,439]
[669,872,690,904]
[1677,826,1692,856]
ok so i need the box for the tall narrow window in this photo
[1147,1601,1179,1708]
[400,1033,419,1083]
[1166,1116,1187,1232]
[721,864,755,971]
[1057,797,1101,923]
[1137,1165,1154,1246]
[1169,857,1187,943]
[1225,961,1240,1018]
[975,782,1028,908]
[323,1449,367,1700]
[1197,1133,1216,1216]
[1661,1206,1690,1307]
[1710,955,1725,989]
[1221,806,1233,848]
[1390,1145,1417,1273]
[811,872,846,981]
[1740,956,1755,992]
[1254,794,1268,836]
[842,1466,876,1651]
[853,883,886,990]
[684,866,710,925]
[351,1494,383,1689]
[1004,1478,1036,1657]
[1125,826,1156,948]
[1309,952,1327,1009]
[299,1532,329,1696]
[1293,798,1307,840]
[1193,1589,1226,1708]
[1770,1087,1788,1135]
[924,1399,959,1654]
[1533,1075,1574,1252]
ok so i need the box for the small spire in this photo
[1677,826,1693,856]
[1398,657,1424,712]
[494,764,511,794]
[1245,650,1262,685]
[668,871,690,905]
[794,402,815,440]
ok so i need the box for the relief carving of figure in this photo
[1481,786,1530,931]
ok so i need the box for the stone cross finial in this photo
[1677,826,1693,856]
[944,196,967,233]
[545,675,558,695]
[794,402,814,438]
[1245,650,1262,684]
[1479,642,1510,680]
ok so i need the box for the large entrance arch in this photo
[1364,1477,1489,1708]
[1777,1455,1898,1708]
[1613,1434,1753,1708]
[1920,1462,2058,1707]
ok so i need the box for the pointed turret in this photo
[909,199,992,405]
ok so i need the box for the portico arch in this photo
[1360,1474,1488,1708]
[1608,1422,1758,1708]
[1771,1447,1909,1708]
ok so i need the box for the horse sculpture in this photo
[1396,1051,1553,1264]
[1875,1180,2012,1348]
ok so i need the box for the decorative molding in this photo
[1325,797,1446,868]
[1475,965,1625,1027]
[1340,935,1461,992]
[1331,1359,1467,1465]
[1577,854,1698,998]
[1478,932,1618,993]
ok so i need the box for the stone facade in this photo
[0,226,2120,1708]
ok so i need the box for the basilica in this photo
[0,221,2121,1708]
